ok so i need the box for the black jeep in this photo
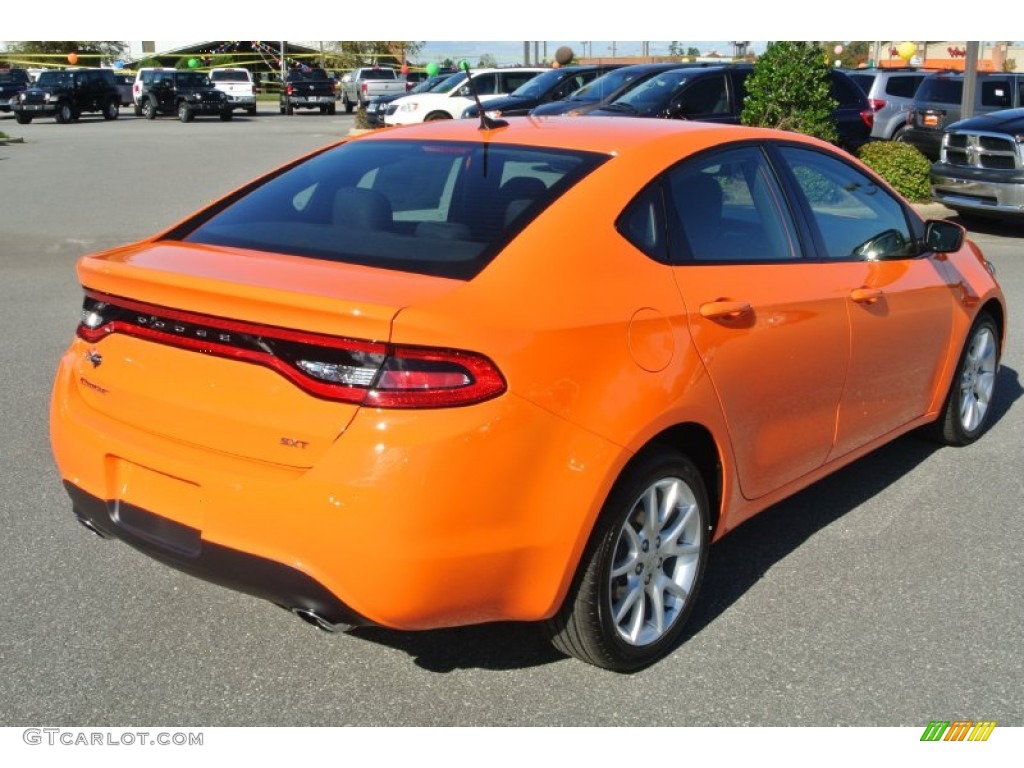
[12,68,120,124]
[138,70,232,122]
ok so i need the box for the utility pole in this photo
[962,41,980,119]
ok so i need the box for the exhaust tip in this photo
[74,514,112,539]
[291,607,354,633]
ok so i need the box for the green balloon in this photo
[459,60,470,72]
[188,58,199,68]
[425,62,440,77]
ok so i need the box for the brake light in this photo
[860,108,874,129]
[361,82,368,95]
[76,291,506,408]
[869,98,886,112]
[286,84,294,95]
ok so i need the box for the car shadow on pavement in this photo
[348,365,1022,674]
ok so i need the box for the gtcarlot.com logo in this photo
[920,720,997,742]
[23,728,203,747]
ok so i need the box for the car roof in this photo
[368,113,827,157]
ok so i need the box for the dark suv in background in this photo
[138,70,232,122]
[902,71,1024,159]
[12,68,120,124]
[580,64,872,152]
[0,67,31,113]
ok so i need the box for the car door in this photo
[661,145,850,501]
[771,145,954,459]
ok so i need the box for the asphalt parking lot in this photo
[1,106,1022,727]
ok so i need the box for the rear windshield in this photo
[917,77,962,104]
[211,71,251,83]
[175,139,608,280]
[359,69,397,80]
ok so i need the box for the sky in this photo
[3,2,1015,53]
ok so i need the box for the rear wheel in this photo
[891,126,908,142]
[545,448,710,671]
[177,101,193,123]
[327,102,336,115]
[103,98,119,120]
[142,99,157,120]
[928,313,999,445]
[247,106,257,116]
[343,95,353,114]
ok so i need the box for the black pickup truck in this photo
[280,67,337,115]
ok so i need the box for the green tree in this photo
[322,42,423,70]
[4,40,127,64]
[687,46,701,57]
[740,41,838,144]
[823,41,870,68]
[478,53,498,68]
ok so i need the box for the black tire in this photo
[891,126,908,142]
[545,448,710,671]
[247,106,257,116]
[142,99,157,120]
[927,313,1000,446]
[103,98,119,120]
[285,104,294,116]
[319,104,327,114]
[54,101,76,124]
[133,104,142,117]
[343,95,354,114]
[177,101,193,123]
[15,113,32,125]
[327,102,336,115]
[424,111,453,122]
[219,110,233,121]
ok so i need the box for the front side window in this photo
[980,80,1012,109]
[176,140,607,280]
[672,75,729,117]
[778,146,914,260]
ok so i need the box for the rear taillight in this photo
[286,84,294,95]
[859,109,874,129]
[868,98,886,112]
[76,291,506,408]
[361,82,368,95]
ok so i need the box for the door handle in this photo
[850,288,883,304]
[699,301,751,319]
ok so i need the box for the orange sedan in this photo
[50,116,1006,671]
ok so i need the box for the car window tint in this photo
[918,77,961,104]
[779,147,914,261]
[177,140,608,280]
[830,74,862,107]
[848,73,875,93]
[674,75,729,116]
[885,75,924,98]
[665,146,800,263]
[616,183,668,262]
[980,80,1012,109]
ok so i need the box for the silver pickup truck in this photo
[339,67,407,113]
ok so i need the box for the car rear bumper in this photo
[900,127,943,160]
[51,351,620,630]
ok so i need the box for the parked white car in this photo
[210,68,257,115]
[384,67,545,126]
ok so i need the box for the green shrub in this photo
[741,41,838,144]
[856,141,932,201]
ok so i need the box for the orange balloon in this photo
[67,52,79,65]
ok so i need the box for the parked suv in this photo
[137,70,232,122]
[903,71,1024,159]
[461,64,621,118]
[12,68,120,124]
[843,67,927,140]
[583,65,872,152]
[930,107,1024,220]
[0,67,31,113]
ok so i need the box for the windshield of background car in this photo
[509,69,565,99]
[570,68,649,102]
[410,75,450,94]
[611,71,691,115]
[0,69,30,84]
[35,71,73,88]
[435,72,468,92]
[176,140,609,280]
[178,72,212,88]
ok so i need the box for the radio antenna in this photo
[461,61,508,131]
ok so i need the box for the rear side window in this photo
[212,71,251,83]
[176,140,608,280]
[830,74,864,107]
[980,80,1013,109]
[847,73,876,94]
[884,75,924,98]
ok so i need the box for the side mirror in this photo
[924,219,964,253]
